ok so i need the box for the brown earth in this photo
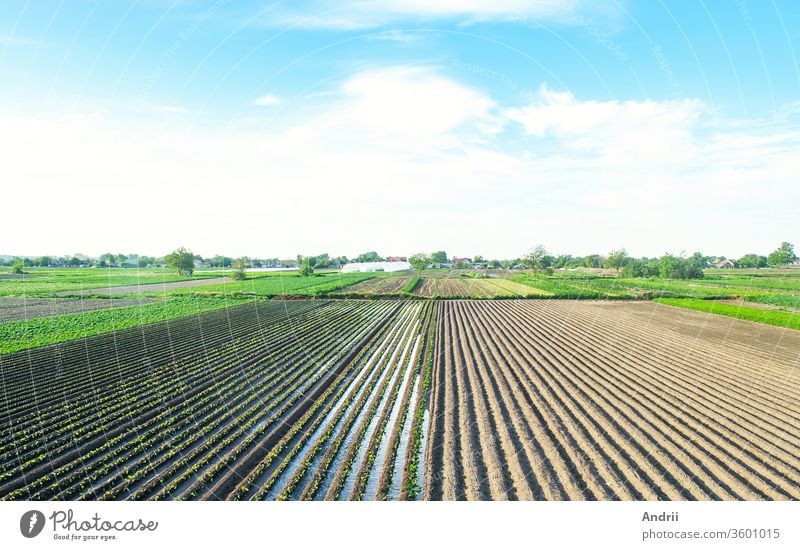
[425,300,800,500]
[334,276,412,295]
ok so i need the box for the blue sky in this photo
[1,1,798,258]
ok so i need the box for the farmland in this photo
[426,300,800,500]
[1,297,797,501]
[0,268,218,297]
[0,300,434,500]
[413,277,546,298]
[0,271,375,353]
[0,296,258,354]
[0,297,154,323]
[334,275,415,296]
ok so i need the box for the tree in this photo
[430,251,448,265]
[685,252,706,279]
[622,259,645,278]
[409,253,430,272]
[767,242,796,266]
[738,253,767,268]
[98,253,114,268]
[231,257,248,280]
[521,245,548,276]
[312,253,331,269]
[658,252,704,279]
[605,248,628,275]
[299,258,314,276]
[473,255,485,265]
[355,251,382,263]
[581,254,602,268]
[10,259,25,274]
[212,255,233,268]
[489,259,502,269]
[554,254,572,269]
[164,247,195,276]
[138,256,157,268]
[658,253,679,279]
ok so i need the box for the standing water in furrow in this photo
[241,306,380,440]
[307,305,419,499]
[265,305,414,498]
[388,372,420,499]
[361,334,421,500]
[337,307,422,500]
[415,407,431,501]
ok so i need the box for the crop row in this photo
[0,300,398,499]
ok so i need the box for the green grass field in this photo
[0,268,217,297]
[744,293,800,310]
[0,296,257,354]
[654,298,800,331]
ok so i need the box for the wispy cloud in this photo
[253,94,282,107]
[366,30,426,43]
[149,104,192,114]
[260,0,591,30]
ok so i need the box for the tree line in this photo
[408,242,796,280]
[5,242,795,281]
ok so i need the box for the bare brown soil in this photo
[413,277,544,298]
[335,276,412,295]
[425,300,800,500]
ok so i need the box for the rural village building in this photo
[341,261,412,273]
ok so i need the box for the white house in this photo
[341,261,412,273]
[709,259,735,269]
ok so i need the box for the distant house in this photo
[386,256,408,262]
[341,261,411,273]
[452,257,472,264]
[792,259,800,268]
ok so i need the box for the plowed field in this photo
[425,300,800,500]
[1,299,797,501]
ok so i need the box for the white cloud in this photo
[318,66,497,145]
[1,68,798,259]
[149,104,192,114]
[366,30,426,43]
[266,0,587,29]
[506,84,704,165]
[253,94,282,106]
